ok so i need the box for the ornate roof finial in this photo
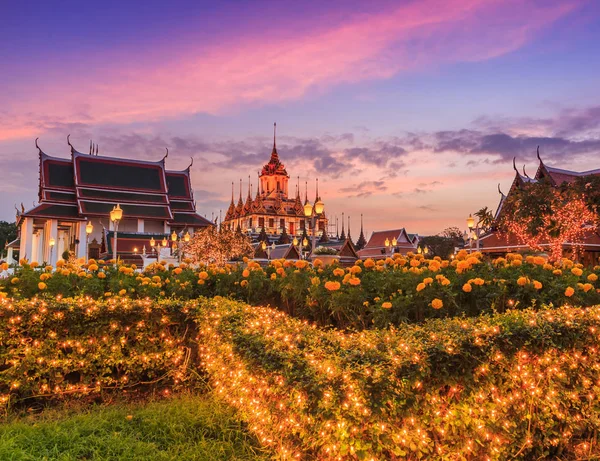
[67,134,74,153]
[187,157,194,170]
[273,122,276,149]
[35,137,43,155]
[305,180,308,203]
[523,165,529,178]
[512,157,518,174]
[163,148,169,161]
[89,140,93,155]
[536,145,542,163]
[96,143,99,156]
[498,183,505,196]
[231,182,234,203]
[239,178,242,200]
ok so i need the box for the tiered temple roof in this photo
[21,138,212,228]
[357,228,418,259]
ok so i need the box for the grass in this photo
[0,393,266,460]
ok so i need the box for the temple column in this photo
[19,217,33,264]
[45,219,58,266]
[137,219,144,233]
[76,222,87,260]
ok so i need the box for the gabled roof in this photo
[363,228,413,249]
[166,169,194,201]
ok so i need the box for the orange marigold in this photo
[462,283,472,293]
[431,298,443,309]
[565,286,575,297]
[382,301,392,309]
[324,281,341,291]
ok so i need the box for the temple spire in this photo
[273,122,276,150]
[340,212,346,241]
[356,213,367,250]
[315,178,319,202]
[231,182,234,204]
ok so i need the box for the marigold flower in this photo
[571,267,583,277]
[242,269,250,278]
[431,298,443,309]
[348,277,361,286]
[553,269,562,276]
[324,281,341,291]
[38,282,47,290]
[517,276,528,286]
[583,283,593,293]
[533,280,542,290]
[333,268,345,277]
[588,273,598,282]
[382,302,392,309]
[118,289,127,296]
[97,272,106,279]
[409,259,420,267]
[173,268,182,275]
[240,280,248,288]
[565,286,575,297]
[416,283,426,292]
[199,271,209,280]
[423,277,433,285]
[462,283,472,293]
[270,273,277,280]
[511,259,522,267]
[11,277,19,284]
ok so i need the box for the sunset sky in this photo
[2,0,600,237]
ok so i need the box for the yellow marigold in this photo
[324,281,341,291]
[242,269,250,278]
[533,256,546,266]
[473,278,485,286]
[409,259,421,267]
[333,268,345,277]
[533,280,542,290]
[271,260,282,269]
[350,265,362,275]
[363,258,376,268]
[441,260,450,268]
[276,267,285,276]
[348,277,361,286]
[118,289,127,296]
[295,260,308,270]
[571,267,583,277]
[30,262,39,268]
[376,260,385,266]
[97,272,106,279]
[240,280,248,288]
[87,264,98,271]
[462,283,472,293]
[374,297,380,302]
[56,260,65,268]
[311,277,320,286]
[588,273,598,282]
[583,283,593,292]
[511,259,522,267]
[431,298,443,309]
[198,271,208,280]
[525,256,534,264]
[104,292,112,297]
[517,276,528,286]
[38,282,47,290]
[428,261,440,272]
[61,269,70,276]
[270,273,277,280]
[78,271,87,278]
[11,277,19,284]
[40,273,50,281]
[553,269,562,276]
[440,277,450,286]
[423,277,434,285]
[197,279,205,285]
[466,256,479,266]
[312,258,323,268]
[173,268,182,275]
[543,263,553,271]
[416,283,426,292]
[493,257,506,266]
[382,302,392,309]
[565,286,575,297]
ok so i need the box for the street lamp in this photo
[417,246,422,254]
[110,204,123,267]
[49,237,55,264]
[424,246,429,256]
[466,214,480,252]
[85,221,93,261]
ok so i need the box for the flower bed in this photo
[2,252,599,329]
[196,298,600,460]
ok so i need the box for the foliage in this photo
[183,227,253,266]
[197,298,600,460]
[0,221,17,258]
[417,235,455,258]
[474,206,495,232]
[500,179,597,261]
[0,297,195,406]
[0,393,265,460]
[2,251,600,330]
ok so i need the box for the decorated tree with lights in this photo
[500,179,596,261]
[183,226,253,266]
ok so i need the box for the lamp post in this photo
[303,182,325,259]
[292,236,299,259]
[110,204,123,267]
[302,237,309,260]
[49,237,55,265]
[466,213,480,253]
[150,237,156,259]
[85,221,93,261]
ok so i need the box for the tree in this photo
[499,178,596,261]
[418,235,456,258]
[474,206,495,232]
[183,226,254,266]
[0,221,17,256]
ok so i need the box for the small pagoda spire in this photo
[255,172,261,199]
[231,182,234,204]
[340,212,346,241]
[356,214,367,250]
[304,180,308,204]
[315,178,319,202]
[335,216,339,240]
[273,122,276,149]
[296,176,300,199]
[347,215,352,241]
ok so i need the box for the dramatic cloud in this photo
[340,180,388,198]
[0,0,581,141]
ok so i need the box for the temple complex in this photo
[480,149,600,264]
[221,124,328,241]
[13,137,212,265]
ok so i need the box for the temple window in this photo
[259,217,265,228]
[269,218,275,228]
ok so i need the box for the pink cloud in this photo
[0,0,582,141]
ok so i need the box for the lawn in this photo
[0,393,265,461]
